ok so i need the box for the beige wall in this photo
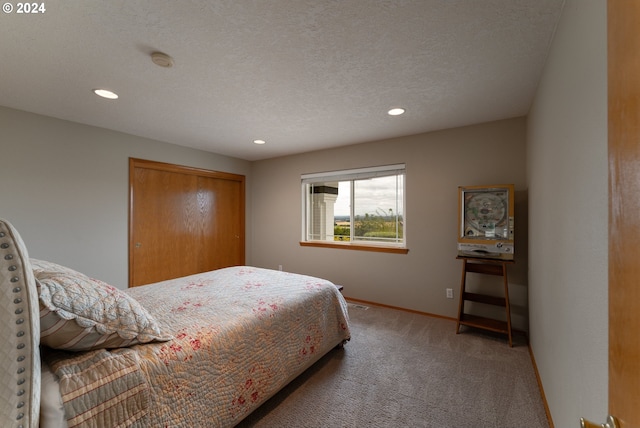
[251,118,529,328]
[0,106,252,289]
[527,0,608,426]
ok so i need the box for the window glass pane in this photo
[302,166,405,247]
[353,175,404,244]
[333,181,351,241]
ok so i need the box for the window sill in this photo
[299,241,409,254]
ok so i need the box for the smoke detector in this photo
[151,52,173,68]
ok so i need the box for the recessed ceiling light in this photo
[253,139,266,145]
[388,108,405,116]
[93,89,119,100]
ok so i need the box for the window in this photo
[301,164,406,252]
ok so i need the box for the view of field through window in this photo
[331,175,404,244]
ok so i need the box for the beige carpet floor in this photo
[237,301,549,428]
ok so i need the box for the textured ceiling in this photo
[0,0,564,161]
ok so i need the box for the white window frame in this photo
[301,164,407,252]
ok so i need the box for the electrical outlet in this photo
[446,288,454,299]
[278,265,283,271]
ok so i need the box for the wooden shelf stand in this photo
[455,256,514,346]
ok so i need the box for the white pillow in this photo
[32,259,172,351]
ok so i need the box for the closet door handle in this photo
[580,415,620,428]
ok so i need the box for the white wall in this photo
[251,118,529,328]
[527,0,608,426]
[0,106,252,288]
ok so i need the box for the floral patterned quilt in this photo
[51,266,350,427]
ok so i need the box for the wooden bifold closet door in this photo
[129,158,245,287]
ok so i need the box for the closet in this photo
[129,158,245,287]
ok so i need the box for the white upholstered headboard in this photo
[0,219,41,428]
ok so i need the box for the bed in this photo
[0,218,350,427]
